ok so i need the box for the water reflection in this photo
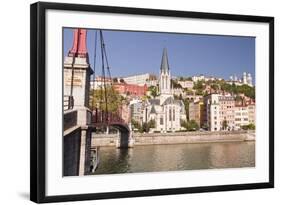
[93,141,255,175]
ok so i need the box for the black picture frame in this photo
[30,1,274,203]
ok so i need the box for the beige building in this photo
[204,94,236,131]
[234,105,249,128]
[218,95,235,130]
[248,103,255,124]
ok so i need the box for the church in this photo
[143,48,187,133]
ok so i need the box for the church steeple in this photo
[159,48,172,96]
[160,48,169,74]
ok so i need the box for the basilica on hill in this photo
[144,48,186,133]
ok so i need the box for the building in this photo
[189,101,204,127]
[130,99,144,125]
[204,94,236,131]
[113,83,147,97]
[229,72,253,87]
[178,80,194,89]
[90,76,112,90]
[143,48,186,133]
[247,103,255,124]
[192,75,220,82]
[122,73,157,86]
[234,105,249,128]
[204,94,221,131]
[204,93,255,131]
[218,95,236,130]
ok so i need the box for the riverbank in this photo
[92,130,255,147]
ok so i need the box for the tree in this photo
[193,80,204,90]
[180,119,199,131]
[89,86,123,112]
[148,86,158,98]
[131,119,141,131]
[120,78,125,83]
[148,119,156,129]
[171,79,182,88]
[211,83,219,91]
[183,98,190,121]
[222,120,228,130]
[241,123,255,130]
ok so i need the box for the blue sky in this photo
[63,28,255,82]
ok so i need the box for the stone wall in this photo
[63,127,81,176]
[92,131,255,147]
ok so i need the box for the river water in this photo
[93,141,255,175]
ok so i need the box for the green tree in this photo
[183,98,190,121]
[181,120,199,131]
[193,80,204,90]
[222,120,228,130]
[148,119,156,128]
[241,123,255,130]
[171,79,182,88]
[89,86,122,112]
[148,86,158,98]
[131,119,142,131]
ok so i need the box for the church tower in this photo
[159,48,172,95]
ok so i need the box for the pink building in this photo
[113,83,147,97]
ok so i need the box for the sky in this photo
[63,28,255,82]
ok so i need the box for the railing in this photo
[92,110,125,124]
[64,95,74,111]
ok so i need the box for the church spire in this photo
[160,48,169,73]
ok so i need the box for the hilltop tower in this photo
[247,73,253,86]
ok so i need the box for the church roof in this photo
[148,99,160,105]
[160,48,169,73]
[150,105,157,114]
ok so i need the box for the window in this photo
[160,117,163,125]
[173,108,175,121]
[169,108,172,121]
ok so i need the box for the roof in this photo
[148,99,160,105]
[160,48,169,73]
[150,105,157,114]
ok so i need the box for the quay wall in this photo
[92,131,255,147]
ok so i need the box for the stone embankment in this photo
[92,130,255,147]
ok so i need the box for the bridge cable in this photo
[100,30,108,125]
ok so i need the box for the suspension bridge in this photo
[63,28,133,176]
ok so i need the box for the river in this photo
[93,141,255,175]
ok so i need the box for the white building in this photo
[123,73,157,86]
[90,76,112,90]
[178,80,194,89]
[143,48,186,133]
[204,94,221,131]
[229,72,253,87]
